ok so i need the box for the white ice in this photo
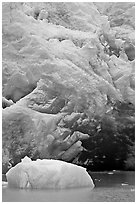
[6,156,94,189]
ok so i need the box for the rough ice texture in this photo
[2,2,135,172]
[2,104,89,173]
[6,156,94,189]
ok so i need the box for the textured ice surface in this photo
[6,157,94,189]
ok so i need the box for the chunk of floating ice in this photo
[6,157,94,189]
[121,183,128,186]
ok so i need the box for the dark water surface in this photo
[2,171,135,202]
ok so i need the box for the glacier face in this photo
[2,2,135,172]
[6,156,94,189]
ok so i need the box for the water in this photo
[90,171,135,188]
[2,171,135,202]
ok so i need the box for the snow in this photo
[6,156,94,189]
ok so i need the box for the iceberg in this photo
[6,157,94,189]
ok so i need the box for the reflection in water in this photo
[2,171,135,202]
